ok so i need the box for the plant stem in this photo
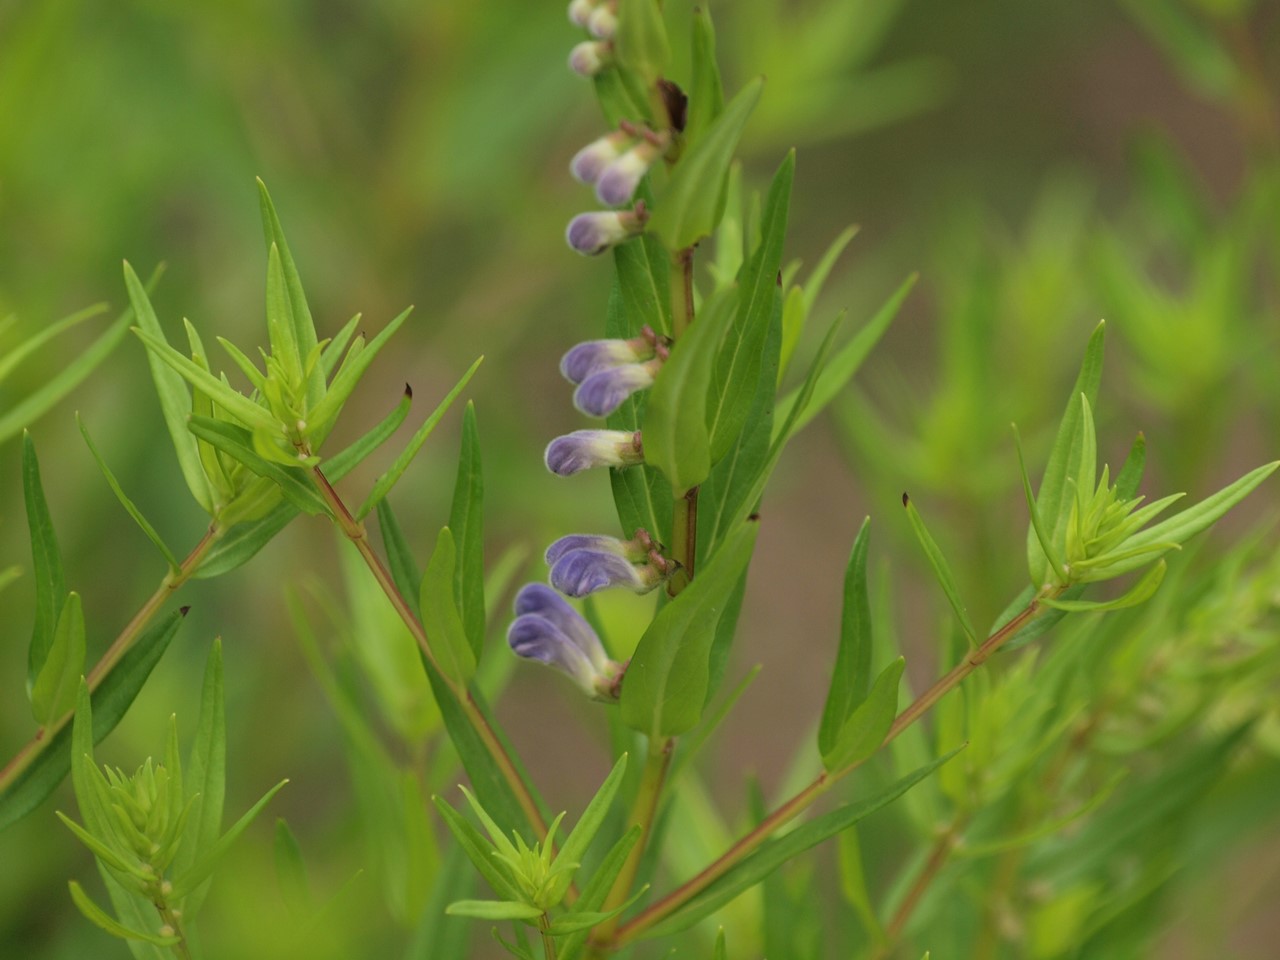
[610,598,1050,947]
[870,816,968,960]
[589,737,675,954]
[539,913,558,960]
[155,898,193,960]
[0,524,221,796]
[310,467,549,840]
[667,246,698,596]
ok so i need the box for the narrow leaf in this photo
[23,431,66,689]
[818,518,873,758]
[433,795,522,900]
[170,778,289,899]
[173,638,226,920]
[821,658,904,773]
[685,7,725,145]
[446,899,543,921]
[258,179,324,404]
[902,495,979,646]
[30,593,85,727]
[621,523,759,737]
[1115,432,1146,501]
[650,78,765,251]
[306,306,414,443]
[449,402,485,659]
[1041,559,1168,612]
[67,881,179,945]
[274,818,313,917]
[557,753,629,878]
[613,0,669,81]
[419,528,478,686]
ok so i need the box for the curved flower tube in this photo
[573,358,662,417]
[508,584,623,698]
[545,429,644,476]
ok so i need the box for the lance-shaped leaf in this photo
[685,7,725,145]
[614,234,672,337]
[557,827,643,960]
[643,287,738,494]
[647,749,960,937]
[433,795,523,901]
[902,494,979,646]
[30,593,85,728]
[0,611,185,833]
[449,402,485,660]
[23,432,66,691]
[614,0,669,82]
[170,777,289,899]
[306,306,413,445]
[546,754,629,904]
[172,639,226,921]
[818,519,873,759]
[274,819,313,918]
[821,658,904,773]
[1040,559,1168,612]
[78,415,180,572]
[124,261,214,512]
[264,244,303,390]
[621,522,759,738]
[649,77,764,251]
[258,179,324,405]
[419,528,478,686]
[1115,432,1146,501]
[446,900,543,921]
[67,881,180,946]
[1027,321,1105,587]
[356,356,482,519]
[707,151,793,462]
[0,304,104,384]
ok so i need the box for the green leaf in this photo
[1090,461,1279,578]
[77,415,180,572]
[67,881,180,945]
[23,432,66,691]
[649,77,765,251]
[258,179,324,405]
[447,899,543,921]
[1040,559,1167,612]
[649,750,960,937]
[419,528,478,686]
[320,313,362,380]
[264,244,303,388]
[902,495,979,646]
[173,638,226,920]
[306,306,413,444]
[1028,321,1105,587]
[170,778,289,899]
[355,356,482,519]
[274,818,313,917]
[821,658,904,773]
[643,287,738,493]
[557,826,643,960]
[449,402,486,660]
[837,828,887,946]
[124,262,213,513]
[685,7,725,146]
[1115,432,1146,501]
[613,0,669,82]
[554,754,629,890]
[187,417,328,516]
[773,273,915,438]
[1013,424,1067,585]
[707,151,793,462]
[0,303,106,384]
[818,518,872,758]
[30,593,85,727]
[0,303,133,446]
[614,235,672,337]
[621,523,759,737]
[433,795,523,901]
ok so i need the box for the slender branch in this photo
[611,597,1051,947]
[0,524,221,795]
[310,467,549,840]
[870,817,967,960]
[155,898,193,960]
[588,737,675,954]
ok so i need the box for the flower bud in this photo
[545,430,643,476]
[570,131,633,185]
[567,0,597,28]
[508,583,622,697]
[560,334,654,383]
[596,138,664,206]
[587,4,618,39]
[568,40,610,77]
[573,357,661,417]
[565,205,647,256]
[550,547,665,597]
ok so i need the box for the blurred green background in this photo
[1,0,1278,957]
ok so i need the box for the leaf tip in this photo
[404,382,413,398]
[179,606,191,617]
[901,492,910,507]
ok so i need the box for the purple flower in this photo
[565,206,647,256]
[596,139,663,206]
[568,40,610,77]
[508,583,622,697]
[567,0,597,28]
[560,334,653,383]
[574,358,661,417]
[545,532,646,567]
[545,430,644,476]
[550,548,664,597]
[571,131,633,185]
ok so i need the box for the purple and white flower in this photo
[568,40,610,77]
[508,583,623,698]
[560,334,654,383]
[574,357,662,417]
[587,5,618,40]
[596,138,664,206]
[545,531,670,597]
[545,429,644,476]
[571,131,633,185]
[565,206,647,256]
